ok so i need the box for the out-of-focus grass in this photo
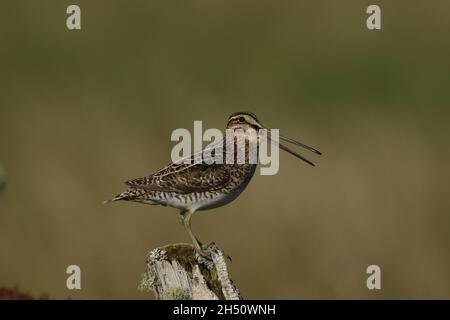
[0,1,449,299]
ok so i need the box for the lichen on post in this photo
[139,243,241,300]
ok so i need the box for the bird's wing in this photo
[125,162,231,194]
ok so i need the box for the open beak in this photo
[268,130,322,167]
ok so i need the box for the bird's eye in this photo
[239,117,245,123]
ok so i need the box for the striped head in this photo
[226,111,322,166]
[226,112,264,131]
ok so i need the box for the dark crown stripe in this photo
[228,111,259,121]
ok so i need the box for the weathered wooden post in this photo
[139,243,241,300]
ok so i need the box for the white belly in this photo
[162,188,245,214]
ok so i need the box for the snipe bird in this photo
[105,112,321,257]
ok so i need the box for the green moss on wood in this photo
[138,272,155,292]
[162,287,191,300]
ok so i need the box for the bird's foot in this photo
[193,241,213,261]
[194,248,213,268]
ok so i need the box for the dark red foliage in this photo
[0,286,49,300]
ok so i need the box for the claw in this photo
[195,247,213,261]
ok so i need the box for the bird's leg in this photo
[181,211,211,259]
[178,212,185,226]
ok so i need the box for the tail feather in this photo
[103,191,133,204]
[103,189,158,205]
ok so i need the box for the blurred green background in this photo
[1,0,449,299]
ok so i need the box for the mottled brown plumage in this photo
[106,112,320,257]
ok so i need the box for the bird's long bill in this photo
[268,130,321,167]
